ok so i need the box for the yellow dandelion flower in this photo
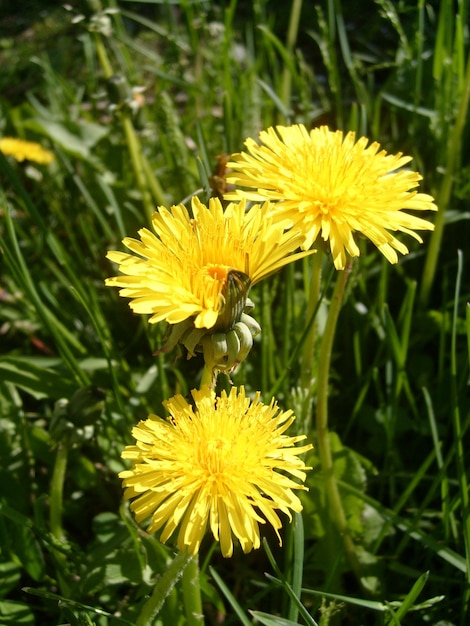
[106,196,311,330]
[0,137,54,165]
[120,385,312,557]
[226,124,437,270]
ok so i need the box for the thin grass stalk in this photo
[267,273,327,403]
[466,303,470,380]
[315,260,361,580]
[392,437,465,561]
[384,571,429,625]
[221,0,238,151]
[2,206,89,387]
[263,539,319,626]
[423,386,458,541]
[333,0,369,125]
[450,250,470,620]
[339,479,467,574]
[371,446,437,554]
[72,286,128,417]
[209,567,251,626]
[412,0,426,135]
[280,0,303,113]
[325,0,343,129]
[135,552,192,626]
[57,148,117,241]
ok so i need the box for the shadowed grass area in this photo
[0,1,469,625]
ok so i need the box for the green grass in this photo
[0,0,469,624]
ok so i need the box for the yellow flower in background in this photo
[0,137,54,165]
[120,386,312,557]
[106,196,311,330]
[226,124,437,270]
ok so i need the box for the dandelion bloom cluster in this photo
[226,124,437,269]
[106,196,310,330]
[120,386,312,557]
[0,137,54,165]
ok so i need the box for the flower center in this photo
[204,437,232,474]
[198,263,229,308]
[205,264,229,283]
[194,264,251,331]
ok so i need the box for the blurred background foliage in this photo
[0,0,469,624]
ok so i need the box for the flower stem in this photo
[121,110,157,225]
[316,261,361,580]
[49,444,67,540]
[420,49,470,307]
[141,150,168,208]
[200,364,215,388]
[93,32,113,79]
[300,251,323,393]
[135,551,192,626]
[182,554,204,625]
[93,31,166,221]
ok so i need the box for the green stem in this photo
[316,261,361,580]
[93,32,113,79]
[300,251,323,392]
[136,551,192,626]
[176,369,215,626]
[200,363,215,388]
[94,31,165,219]
[50,444,67,540]
[141,151,167,208]
[420,49,470,307]
[49,442,72,597]
[182,554,204,625]
[121,111,156,225]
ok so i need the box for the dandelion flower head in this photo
[0,137,54,165]
[106,196,310,330]
[226,124,437,269]
[120,385,312,557]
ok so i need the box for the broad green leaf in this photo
[0,562,21,599]
[22,118,108,161]
[0,507,45,581]
[0,356,76,399]
[0,600,35,626]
